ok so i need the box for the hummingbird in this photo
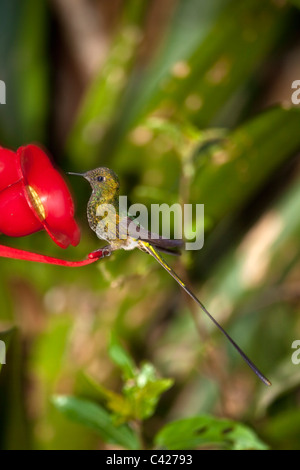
[69,167,271,387]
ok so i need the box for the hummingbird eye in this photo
[97,176,105,182]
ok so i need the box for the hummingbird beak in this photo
[67,172,88,179]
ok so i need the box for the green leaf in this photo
[201,164,300,351]
[112,0,228,134]
[105,0,289,155]
[155,415,268,450]
[77,357,173,424]
[108,332,136,379]
[190,106,300,223]
[52,396,140,450]
[123,363,174,421]
[0,0,49,146]
[150,0,287,128]
[75,372,132,424]
[66,0,147,168]
[108,336,173,421]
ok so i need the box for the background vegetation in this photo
[0,0,300,450]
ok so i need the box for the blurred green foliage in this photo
[53,339,266,450]
[0,0,300,450]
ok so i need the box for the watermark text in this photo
[0,80,6,105]
[0,340,6,365]
[95,197,204,250]
[291,340,300,365]
[291,80,300,105]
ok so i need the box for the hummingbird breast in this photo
[87,194,100,233]
[87,192,124,246]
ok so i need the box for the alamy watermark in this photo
[96,196,204,251]
[291,340,300,365]
[291,80,300,105]
[0,340,6,365]
[0,80,6,105]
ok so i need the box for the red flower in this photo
[0,143,103,267]
[0,144,80,248]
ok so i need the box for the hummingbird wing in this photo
[141,234,183,251]
[118,215,183,255]
[139,240,271,387]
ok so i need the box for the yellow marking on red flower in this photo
[27,186,46,220]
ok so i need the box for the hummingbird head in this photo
[68,167,120,201]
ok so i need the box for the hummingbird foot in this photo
[102,246,112,257]
[89,246,112,260]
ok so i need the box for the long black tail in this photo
[141,241,271,387]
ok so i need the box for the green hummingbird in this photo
[69,167,271,387]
